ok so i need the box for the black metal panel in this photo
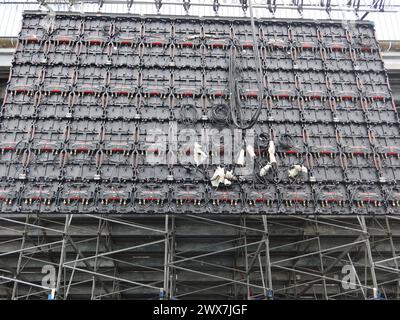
[0,11,398,214]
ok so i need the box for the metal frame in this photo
[0,214,399,300]
[0,0,398,18]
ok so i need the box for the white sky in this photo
[0,0,399,40]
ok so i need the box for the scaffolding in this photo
[0,214,399,300]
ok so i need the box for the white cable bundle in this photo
[268,141,277,165]
[260,163,272,177]
[236,148,246,166]
[210,167,236,187]
[288,165,308,178]
[246,144,256,159]
[194,143,208,166]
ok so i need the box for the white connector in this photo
[268,141,277,165]
[194,143,208,166]
[225,170,235,181]
[236,148,245,166]
[288,165,308,178]
[260,163,272,177]
[223,179,232,186]
[246,144,256,159]
[210,166,225,187]
[210,168,236,187]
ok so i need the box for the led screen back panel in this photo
[0,11,399,214]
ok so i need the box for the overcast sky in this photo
[0,0,398,40]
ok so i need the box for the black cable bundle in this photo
[227,0,265,130]
[179,104,199,125]
[210,103,231,127]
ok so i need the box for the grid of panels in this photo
[0,12,399,214]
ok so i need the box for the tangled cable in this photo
[210,103,231,127]
[228,0,265,130]
[179,104,199,125]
